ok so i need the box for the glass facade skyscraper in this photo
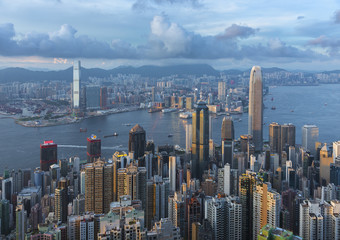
[248,66,263,152]
[191,101,209,179]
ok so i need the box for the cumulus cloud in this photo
[0,16,322,61]
[335,10,340,23]
[218,24,258,39]
[309,35,340,56]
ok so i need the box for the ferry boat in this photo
[148,108,161,113]
[179,112,192,119]
[162,108,177,113]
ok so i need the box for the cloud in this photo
[297,16,304,20]
[335,10,340,23]
[309,35,340,56]
[217,24,258,39]
[0,17,323,62]
[132,0,201,11]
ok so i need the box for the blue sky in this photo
[0,0,340,70]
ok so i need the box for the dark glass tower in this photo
[191,101,209,179]
[40,140,57,171]
[221,117,234,167]
[281,123,296,152]
[129,124,146,159]
[221,117,234,142]
[87,135,101,163]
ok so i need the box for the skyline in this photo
[0,1,340,70]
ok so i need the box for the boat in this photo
[291,110,294,112]
[104,132,119,138]
[80,128,87,132]
[162,108,177,113]
[271,106,276,110]
[168,134,173,137]
[179,112,192,119]
[148,108,161,113]
[123,123,131,126]
[238,118,242,122]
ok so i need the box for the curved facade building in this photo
[248,66,263,152]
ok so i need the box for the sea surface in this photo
[1,84,340,170]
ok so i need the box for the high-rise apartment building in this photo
[206,196,242,240]
[239,173,256,240]
[299,199,340,240]
[168,192,186,238]
[302,125,319,156]
[0,199,10,235]
[192,101,209,179]
[16,204,27,240]
[253,182,281,239]
[40,140,57,171]
[73,61,80,109]
[128,124,146,160]
[320,143,334,185]
[54,178,68,223]
[116,164,146,204]
[145,176,170,229]
[87,135,101,163]
[333,141,340,161]
[85,160,113,214]
[248,66,263,152]
[218,81,226,101]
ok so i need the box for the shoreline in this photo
[14,107,142,128]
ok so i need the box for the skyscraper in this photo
[55,178,68,223]
[73,60,80,109]
[302,125,319,156]
[221,117,234,142]
[333,141,340,161]
[40,140,57,171]
[186,123,192,153]
[269,122,281,154]
[221,117,234,167]
[218,81,226,101]
[128,124,146,160]
[16,204,27,240]
[191,101,209,179]
[253,182,281,239]
[281,123,296,151]
[87,135,101,163]
[86,86,101,110]
[248,66,263,152]
[84,160,113,214]
[100,86,108,109]
[239,173,256,240]
[169,156,177,192]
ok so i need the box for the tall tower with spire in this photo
[248,66,263,152]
